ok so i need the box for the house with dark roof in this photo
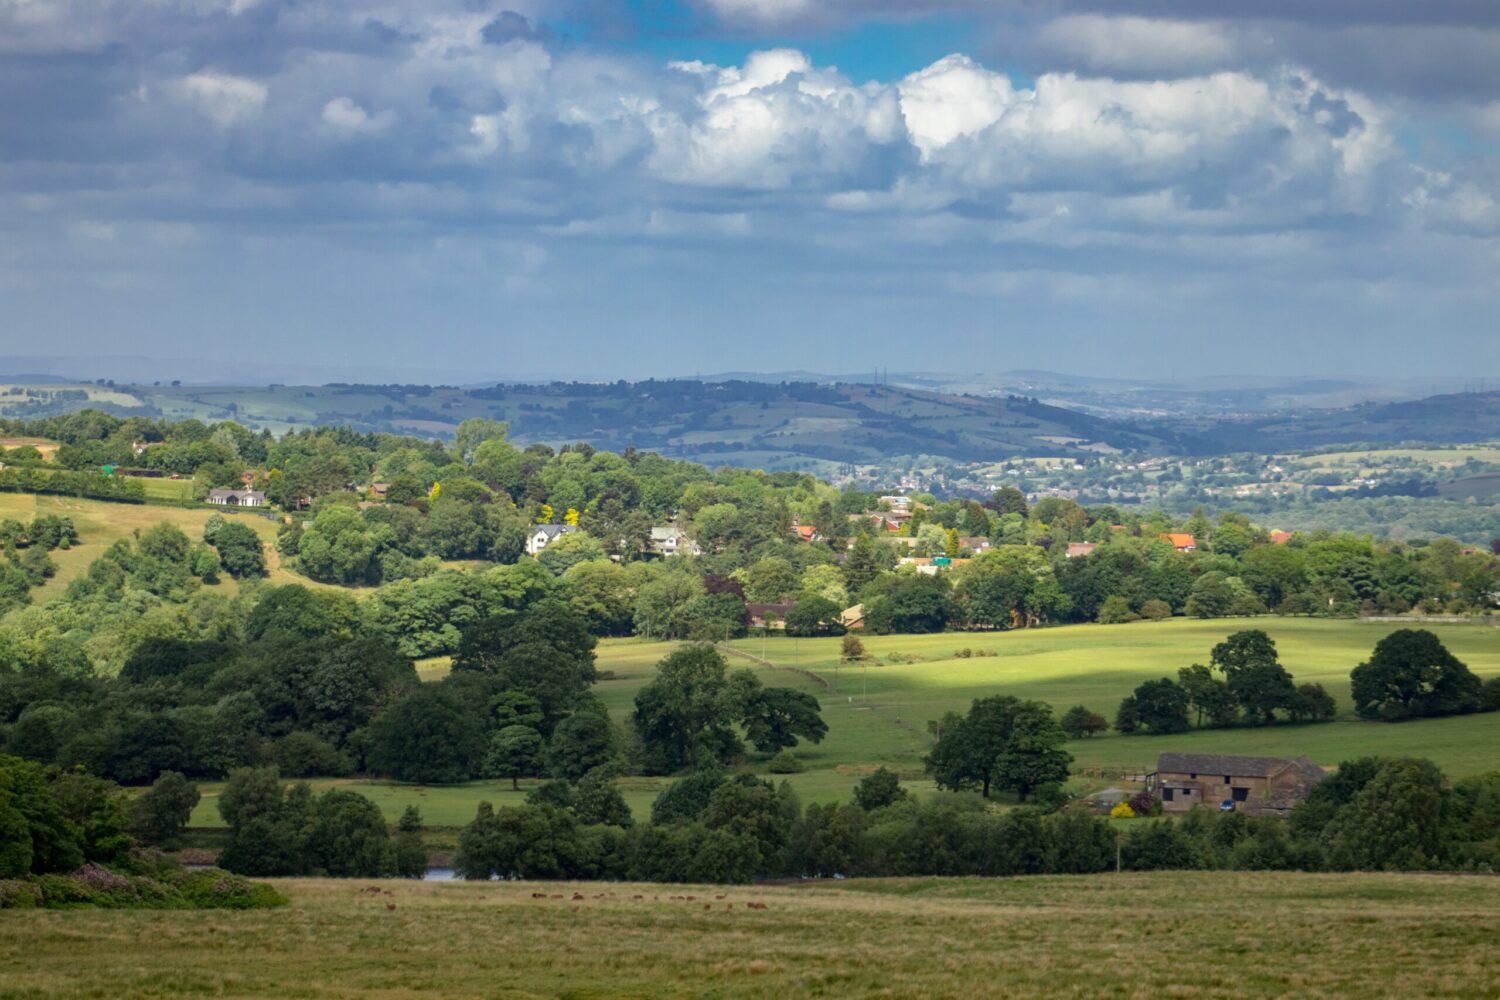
[1147,752,1325,816]
[207,489,265,508]
[525,523,577,556]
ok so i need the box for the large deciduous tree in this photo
[1349,629,1483,721]
[1211,630,1296,725]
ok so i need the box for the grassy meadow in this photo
[0,492,303,599]
[5,872,1499,998]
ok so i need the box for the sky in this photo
[3,0,1500,383]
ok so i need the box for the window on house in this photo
[1163,788,1175,802]
[1224,776,1231,784]
[1181,788,1192,796]
[1189,773,1197,779]
[1232,787,1249,802]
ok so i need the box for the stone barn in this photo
[1146,752,1325,816]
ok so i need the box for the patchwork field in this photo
[5,872,1499,998]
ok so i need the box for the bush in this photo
[1139,599,1173,620]
[1060,705,1108,740]
[767,749,805,774]
[1110,801,1135,819]
[0,866,285,910]
[1096,596,1138,624]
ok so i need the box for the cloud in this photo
[173,71,268,128]
[646,50,908,189]
[0,1,1497,378]
[321,96,393,136]
[1029,16,1246,78]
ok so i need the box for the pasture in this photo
[186,617,1500,835]
[0,492,294,599]
[4,872,1498,997]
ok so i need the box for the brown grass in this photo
[3,872,1498,998]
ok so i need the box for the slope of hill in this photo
[0,380,1168,469]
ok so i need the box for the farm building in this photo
[207,489,265,507]
[1065,542,1096,558]
[1147,752,1325,816]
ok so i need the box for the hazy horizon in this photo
[3,2,1500,378]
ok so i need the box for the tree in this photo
[573,768,633,827]
[1176,664,1239,728]
[1185,573,1235,618]
[632,645,759,772]
[1114,696,1141,734]
[840,635,866,663]
[453,802,581,880]
[864,575,952,634]
[1289,683,1337,723]
[990,705,1072,801]
[784,596,846,637]
[303,789,394,878]
[987,485,1028,518]
[1060,705,1108,740]
[1126,678,1191,735]
[1349,629,1483,721]
[841,534,891,596]
[391,806,428,878]
[484,725,544,790]
[853,767,907,811]
[451,599,597,728]
[0,755,87,876]
[367,686,487,783]
[740,557,800,603]
[1326,758,1448,870]
[545,711,615,782]
[925,697,1072,800]
[741,688,828,753]
[1211,630,1296,725]
[126,770,199,848]
[211,521,267,578]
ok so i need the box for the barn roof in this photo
[1155,752,1325,781]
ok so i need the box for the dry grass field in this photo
[3,872,1498,998]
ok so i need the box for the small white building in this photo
[526,524,577,556]
[207,489,265,508]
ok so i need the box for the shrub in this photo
[1060,705,1108,740]
[1139,599,1172,620]
[768,749,805,774]
[1110,801,1135,819]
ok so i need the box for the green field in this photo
[0,492,301,600]
[182,617,1500,835]
[5,872,1498,997]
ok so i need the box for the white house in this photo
[650,525,699,557]
[526,524,577,556]
[207,489,265,508]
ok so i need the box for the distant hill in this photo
[1165,391,1500,454]
[4,377,1498,470]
